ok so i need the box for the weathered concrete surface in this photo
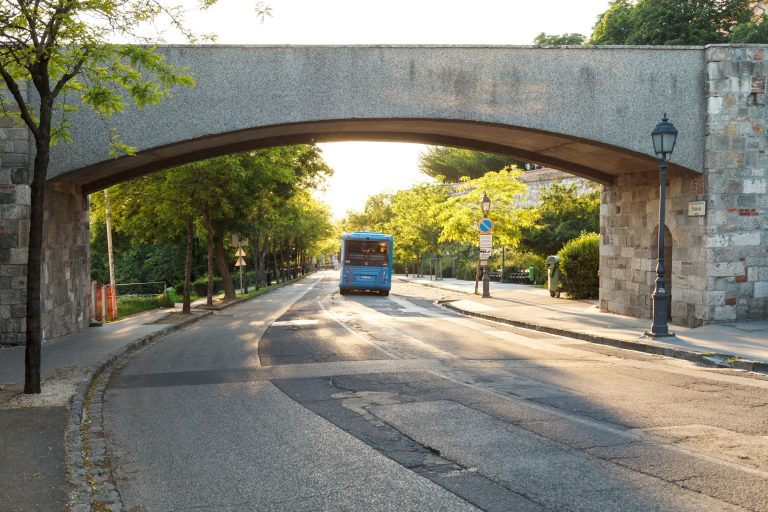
[2,44,767,342]
[49,45,706,191]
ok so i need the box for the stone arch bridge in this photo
[0,44,765,344]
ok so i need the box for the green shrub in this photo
[191,276,225,297]
[501,252,546,284]
[158,292,175,308]
[557,232,599,299]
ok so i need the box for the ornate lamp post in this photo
[646,114,677,338]
[481,192,491,298]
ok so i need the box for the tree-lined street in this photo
[98,271,768,511]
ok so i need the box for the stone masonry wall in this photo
[600,171,708,327]
[42,181,90,340]
[704,45,768,322]
[0,82,90,345]
[0,81,32,345]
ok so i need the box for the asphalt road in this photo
[103,271,768,511]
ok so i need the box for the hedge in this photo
[557,232,599,299]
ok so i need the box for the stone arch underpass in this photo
[0,44,766,344]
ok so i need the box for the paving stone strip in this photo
[65,312,211,511]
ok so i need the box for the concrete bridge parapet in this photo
[1,44,767,344]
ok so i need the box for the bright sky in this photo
[174,0,612,219]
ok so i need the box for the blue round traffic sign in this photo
[478,218,494,233]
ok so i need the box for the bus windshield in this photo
[345,240,389,267]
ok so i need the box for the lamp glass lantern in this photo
[481,192,491,217]
[651,114,678,159]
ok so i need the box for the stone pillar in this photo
[600,168,708,328]
[704,45,768,323]
[42,182,90,339]
[0,84,32,346]
[0,83,90,345]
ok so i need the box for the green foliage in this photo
[557,232,600,299]
[418,147,522,182]
[502,252,547,285]
[588,0,755,45]
[192,276,227,297]
[520,183,600,257]
[533,33,586,45]
[390,183,448,262]
[730,14,768,42]
[117,294,174,317]
[437,168,536,249]
[342,193,393,233]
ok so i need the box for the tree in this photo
[418,146,522,182]
[730,14,768,43]
[0,0,264,393]
[436,169,534,249]
[389,183,447,273]
[588,0,756,45]
[342,193,394,233]
[519,183,600,257]
[533,32,586,45]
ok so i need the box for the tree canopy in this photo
[588,0,760,45]
[533,33,586,45]
[0,0,267,393]
[519,183,600,257]
[418,146,522,182]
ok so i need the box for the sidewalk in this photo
[0,299,212,512]
[395,274,768,372]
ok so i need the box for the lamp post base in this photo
[643,329,676,338]
[482,264,491,298]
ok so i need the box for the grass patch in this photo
[116,294,175,318]
[235,281,283,299]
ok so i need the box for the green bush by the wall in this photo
[557,232,600,299]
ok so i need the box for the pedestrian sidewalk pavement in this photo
[395,274,768,372]
[0,297,213,512]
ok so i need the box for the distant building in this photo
[517,165,596,208]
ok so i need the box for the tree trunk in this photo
[279,244,287,281]
[214,236,237,299]
[182,212,194,314]
[24,99,53,394]
[203,204,215,306]
[271,241,279,285]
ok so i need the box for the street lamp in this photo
[481,192,491,298]
[646,114,677,338]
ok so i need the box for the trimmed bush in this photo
[191,276,225,297]
[557,232,599,299]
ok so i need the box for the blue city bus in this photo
[339,232,393,296]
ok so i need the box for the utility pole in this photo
[104,189,117,318]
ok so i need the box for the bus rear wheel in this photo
[380,290,389,296]
[339,288,348,295]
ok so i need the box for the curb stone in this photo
[439,301,768,376]
[65,311,212,511]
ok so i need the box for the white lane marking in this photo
[271,319,320,327]
[318,300,404,360]
[390,295,768,390]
